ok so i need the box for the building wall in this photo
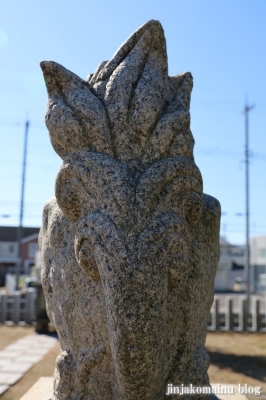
[214,269,227,291]
[215,237,245,292]
[0,242,18,259]
[0,229,39,285]
[251,236,266,265]
[250,236,266,292]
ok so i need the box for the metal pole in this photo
[243,103,254,299]
[16,120,30,289]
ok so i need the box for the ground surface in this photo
[0,326,265,399]
[206,331,266,392]
[0,326,60,400]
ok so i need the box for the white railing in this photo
[208,295,266,332]
[1,290,265,332]
[0,289,35,324]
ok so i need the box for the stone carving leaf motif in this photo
[40,20,220,400]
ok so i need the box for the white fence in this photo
[1,290,266,332]
[0,289,35,324]
[207,295,266,332]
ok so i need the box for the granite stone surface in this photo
[40,20,220,400]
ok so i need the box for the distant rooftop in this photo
[220,236,245,248]
[220,236,229,246]
[0,226,40,242]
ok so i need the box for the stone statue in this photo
[40,20,220,400]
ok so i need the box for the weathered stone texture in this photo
[40,20,220,400]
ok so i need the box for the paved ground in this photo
[0,334,57,396]
[0,326,60,400]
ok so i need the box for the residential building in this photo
[215,235,266,293]
[250,235,266,292]
[214,237,245,292]
[0,226,40,286]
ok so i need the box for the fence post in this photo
[255,298,260,332]
[222,296,233,331]
[13,291,21,324]
[0,291,7,323]
[25,288,35,324]
[236,296,248,331]
[258,298,266,332]
[214,297,219,330]
[243,297,249,331]
[207,297,219,331]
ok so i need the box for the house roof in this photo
[21,233,39,243]
[0,226,40,242]
[220,236,229,246]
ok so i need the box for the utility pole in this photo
[243,102,254,299]
[16,119,30,289]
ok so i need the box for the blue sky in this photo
[1,0,266,244]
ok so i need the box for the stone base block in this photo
[19,377,53,400]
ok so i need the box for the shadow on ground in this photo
[208,351,266,383]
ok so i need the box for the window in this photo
[8,244,15,254]
[259,248,266,258]
[28,242,38,258]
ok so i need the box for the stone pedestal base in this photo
[19,377,53,400]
